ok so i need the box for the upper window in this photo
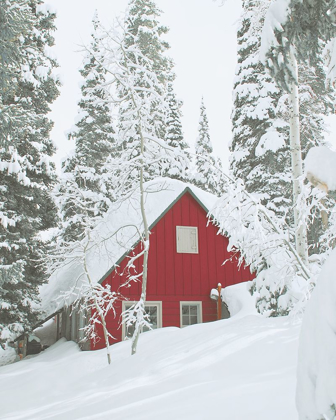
[122,301,162,340]
[176,226,199,254]
[180,302,202,327]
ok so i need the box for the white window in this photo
[180,302,202,327]
[122,301,162,340]
[176,226,199,254]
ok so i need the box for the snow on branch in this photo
[122,293,152,347]
[70,282,119,349]
[210,175,312,316]
[260,0,291,63]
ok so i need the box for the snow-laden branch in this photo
[188,150,313,315]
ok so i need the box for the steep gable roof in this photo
[40,179,219,317]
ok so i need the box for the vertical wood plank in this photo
[165,208,175,296]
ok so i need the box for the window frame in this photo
[121,300,163,340]
[176,226,199,254]
[180,301,203,328]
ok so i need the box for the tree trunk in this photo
[83,234,111,365]
[131,130,150,356]
[289,48,309,266]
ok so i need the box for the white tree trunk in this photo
[131,130,150,356]
[83,235,112,365]
[289,48,309,266]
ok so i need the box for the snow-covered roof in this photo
[40,179,219,317]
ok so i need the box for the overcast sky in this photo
[48,0,242,171]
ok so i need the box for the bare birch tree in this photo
[92,16,187,355]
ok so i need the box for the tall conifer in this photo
[115,0,187,185]
[57,14,116,244]
[231,0,334,314]
[194,98,219,195]
[0,0,59,344]
[231,0,334,219]
[163,81,190,180]
[230,0,291,217]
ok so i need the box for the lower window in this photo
[180,302,202,327]
[122,301,162,339]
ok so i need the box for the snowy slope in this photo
[296,248,336,419]
[0,286,300,420]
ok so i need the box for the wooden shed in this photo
[41,179,254,350]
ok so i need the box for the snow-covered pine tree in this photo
[57,13,116,245]
[260,0,336,264]
[232,0,334,217]
[0,0,59,345]
[299,60,335,252]
[163,80,190,181]
[228,0,335,315]
[111,0,188,188]
[230,0,291,218]
[215,156,227,196]
[194,98,219,195]
[0,1,34,149]
[122,0,172,143]
[125,0,172,86]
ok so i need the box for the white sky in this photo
[48,0,242,172]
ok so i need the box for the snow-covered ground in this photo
[0,287,300,420]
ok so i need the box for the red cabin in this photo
[42,180,254,350]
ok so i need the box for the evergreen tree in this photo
[123,0,172,143]
[232,0,334,223]
[194,98,219,195]
[230,0,291,218]
[163,81,190,180]
[0,0,60,344]
[125,0,172,86]
[261,0,336,94]
[215,156,227,196]
[299,61,335,252]
[0,0,33,148]
[57,14,116,244]
[260,0,336,263]
[113,0,187,186]
[231,0,334,315]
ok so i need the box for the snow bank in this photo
[34,318,58,347]
[305,146,336,191]
[40,179,218,317]
[296,248,336,419]
[0,346,18,367]
[222,281,259,317]
[0,314,300,420]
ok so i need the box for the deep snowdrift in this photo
[296,248,336,419]
[0,287,300,420]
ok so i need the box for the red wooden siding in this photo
[92,191,254,350]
